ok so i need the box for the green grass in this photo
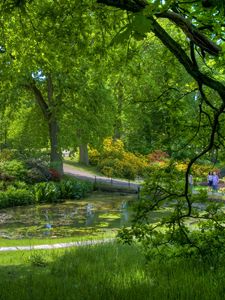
[0,231,116,247]
[1,242,225,300]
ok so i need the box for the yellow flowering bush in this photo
[88,148,101,166]
[102,137,125,159]
[89,138,147,180]
[192,164,214,177]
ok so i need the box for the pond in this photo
[0,192,137,239]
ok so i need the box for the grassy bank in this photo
[0,232,115,247]
[1,242,225,300]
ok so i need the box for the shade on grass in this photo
[1,242,225,300]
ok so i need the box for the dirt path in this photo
[63,163,141,192]
[0,238,115,252]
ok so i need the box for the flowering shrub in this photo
[175,162,188,173]
[92,138,147,180]
[49,168,61,181]
[102,138,125,159]
[147,150,169,163]
[192,164,213,177]
[88,148,101,166]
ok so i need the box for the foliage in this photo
[147,150,169,163]
[33,182,62,203]
[88,148,101,166]
[0,155,93,207]
[0,159,27,180]
[91,137,147,180]
[118,164,225,261]
[48,168,61,182]
[28,253,48,268]
[0,149,15,161]
[25,158,52,183]
[59,178,93,199]
[0,187,33,208]
[2,243,225,300]
[33,178,92,204]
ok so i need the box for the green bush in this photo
[7,187,34,206]
[0,192,8,208]
[0,159,27,180]
[25,159,51,183]
[0,187,34,208]
[59,179,93,199]
[33,182,61,203]
[0,181,6,191]
[0,149,15,161]
[11,181,30,190]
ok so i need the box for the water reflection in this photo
[0,193,136,239]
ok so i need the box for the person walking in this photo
[212,171,219,192]
[207,171,213,192]
[188,174,194,193]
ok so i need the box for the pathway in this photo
[0,238,115,252]
[63,163,142,192]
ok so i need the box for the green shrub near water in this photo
[0,178,93,208]
[33,182,62,203]
[0,187,34,208]
[59,178,93,199]
[33,179,93,203]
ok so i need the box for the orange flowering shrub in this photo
[147,150,169,163]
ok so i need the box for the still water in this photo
[0,193,137,239]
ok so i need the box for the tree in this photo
[0,0,119,170]
[97,0,225,257]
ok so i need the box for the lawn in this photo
[1,242,225,300]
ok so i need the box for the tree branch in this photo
[24,82,50,121]
[156,11,221,56]
[97,0,147,13]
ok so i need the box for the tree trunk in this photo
[79,144,89,165]
[25,79,63,175]
[48,117,63,175]
[114,82,123,140]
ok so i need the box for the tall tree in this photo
[0,0,119,170]
[96,0,225,208]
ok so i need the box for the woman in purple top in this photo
[212,172,219,192]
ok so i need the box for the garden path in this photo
[0,238,114,252]
[63,163,142,192]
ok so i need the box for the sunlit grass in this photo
[1,242,225,300]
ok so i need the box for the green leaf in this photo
[110,27,132,46]
[132,13,152,35]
